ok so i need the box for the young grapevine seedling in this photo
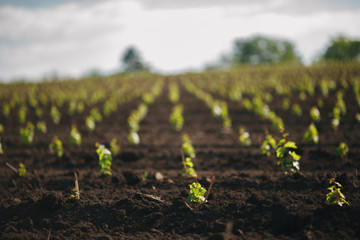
[96,143,112,175]
[49,136,64,158]
[326,174,349,206]
[276,131,301,174]
[18,163,26,177]
[187,176,215,205]
[70,172,80,199]
[169,104,184,131]
[181,150,197,177]
[182,133,196,158]
[291,104,302,117]
[110,138,121,156]
[50,106,61,124]
[335,142,349,158]
[128,131,140,144]
[310,106,321,122]
[260,133,277,157]
[36,121,47,133]
[187,181,207,204]
[20,122,35,144]
[18,106,27,124]
[86,116,96,131]
[0,138,3,154]
[70,125,82,146]
[239,127,251,146]
[90,108,102,122]
[303,122,319,144]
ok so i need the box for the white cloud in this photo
[0,0,359,80]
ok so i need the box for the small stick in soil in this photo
[355,169,358,187]
[181,149,187,176]
[46,228,51,240]
[72,172,80,199]
[205,176,215,203]
[5,162,18,174]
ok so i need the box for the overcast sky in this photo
[0,0,359,81]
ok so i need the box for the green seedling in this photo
[335,142,349,158]
[0,123,4,133]
[70,125,82,146]
[142,92,155,105]
[0,139,3,154]
[36,121,47,133]
[310,106,321,122]
[18,163,26,177]
[268,111,284,131]
[128,131,140,144]
[187,181,206,204]
[18,106,27,124]
[169,104,184,131]
[50,106,61,124]
[90,108,102,122]
[239,127,251,146]
[95,143,112,175]
[291,104,302,117]
[77,102,85,113]
[260,133,277,157]
[356,113,360,122]
[110,138,121,155]
[222,116,232,129]
[211,101,223,118]
[168,82,180,104]
[68,101,77,116]
[317,99,324,108]
[142,171,148,181]
[276,130,301,174]
[49,136,64,158]
[70,172,80,199]
[35,107,43,118]
[181,150,197,177]
[182,133,196,158]
[303,122,319,144]
[242,98,252,111]
[326,174,349,206]
[187,176,215,205]
[335,91,346,115]
[86,116,96,131]
[3,104,10,118]
[20,122,35,144]
[282,98,290,110]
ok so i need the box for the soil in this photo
[1,79,360,240]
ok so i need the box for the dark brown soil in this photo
[1,79,360,240]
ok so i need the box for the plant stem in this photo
[205,176,215,202]
[74,172,80,199]
[181,149,187,176]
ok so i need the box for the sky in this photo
[0,0,360,81]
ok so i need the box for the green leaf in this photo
[289,151,301,161]
[284,141,297,149]
[276,147,285,158]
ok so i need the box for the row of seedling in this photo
[127,79,164,144]
[168,82,185,131]
[182,80,231,129]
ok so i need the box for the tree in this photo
[322,36,360,61]
[232,35,301,65]
[121,46,147,72]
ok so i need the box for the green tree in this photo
[232,35,301,65]
[322,36,360,61]
[121,46,148,72]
